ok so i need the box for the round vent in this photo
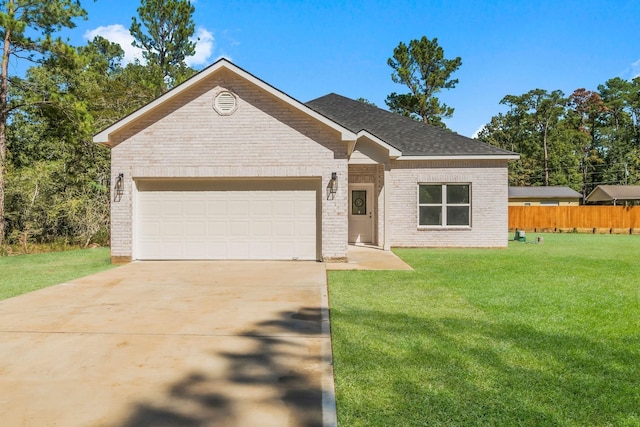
[213,91,238,115]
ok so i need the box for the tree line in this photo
[0,0,196,252]
[477,82,640,199]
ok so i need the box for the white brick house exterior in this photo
[94,60,518,263]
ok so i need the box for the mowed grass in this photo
[328,234,640,426]
[0,248,115,300]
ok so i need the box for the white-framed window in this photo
[418,184,471,227]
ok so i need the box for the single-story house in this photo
[94,59,518,263]
[508,186,582,206]
[585,185,640,206]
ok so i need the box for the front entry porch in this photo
[348,163,389,249]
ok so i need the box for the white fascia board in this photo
[93,59,357,145]
[356,130,402,158]
[396,154,521,161]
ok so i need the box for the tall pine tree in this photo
[0,0,88,245]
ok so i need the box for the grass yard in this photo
[328,233,640,426]
[0,248,115,300]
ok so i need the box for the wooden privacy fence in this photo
[509,206,640,233]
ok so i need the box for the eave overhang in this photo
[93,59,357,147]
[395,154,521,161]
[354,130,402,159]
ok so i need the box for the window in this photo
[418,184,470,227]
[351,190,367,215]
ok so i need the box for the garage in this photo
[135,179,319,260]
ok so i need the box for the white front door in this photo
[348,184,374,244]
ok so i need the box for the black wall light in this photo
[327,172,338,200]
[114,173,124,201]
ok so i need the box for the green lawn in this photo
[328,234,640,426]
[0,248,115,300]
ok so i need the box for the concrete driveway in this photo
[0,261,335,427]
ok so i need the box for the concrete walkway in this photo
[326,245,413,271]
[0,261,335,427]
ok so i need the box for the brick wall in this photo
[388,159,510,247]
[110,68,348,260]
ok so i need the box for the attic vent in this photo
[214,91,238,115]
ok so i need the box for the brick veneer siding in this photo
[110,68,348,261]
[388,159,510,247]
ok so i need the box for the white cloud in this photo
[186,27,215,67]
[471,124,486,139]
[83,24,145,65]
[84,24,216,68]
[631,59,640,78]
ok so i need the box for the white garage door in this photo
[135,180,318,260]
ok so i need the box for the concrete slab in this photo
[0,261,336,427]
[325,245,413,271]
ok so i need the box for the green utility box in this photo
[514,229,526,242]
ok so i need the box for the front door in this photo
[349,184,374,243]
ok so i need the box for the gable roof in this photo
[585,185,640,203]
[94,59,357,147]
[306,93,518,159]
[509,186,582,199]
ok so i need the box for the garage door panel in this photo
[207,221,228,236]
[230,221,249,236]
[297,199,316,215]
[252,200,272,215]
[184,242,206,257]
[273,221,294,236]
[297,244,316,260]
[250,241,272,258]
[228,241,250,258]
[273,200,294,215]
[136,182,317,260]
[139,200,161,216]
[229,200,249,215]
[162,201,182,216]
[207,200,227,215]
[298,223,316,237]
[163,222,183,237]
[206,241,228,258]
[184,200,206,216]
[185,222,206,236]
[251,221,272,236]
[138,222,161,236]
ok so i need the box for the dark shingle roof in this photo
[305,93,517,157]
[509,186,582,199]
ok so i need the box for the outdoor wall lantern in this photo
[327,172,338,200]
[114,173,124,201]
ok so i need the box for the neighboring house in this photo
[585,185,640,206]
[508,186,582,206]
[94,59,518,263]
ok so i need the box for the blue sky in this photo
[62,0,640,137]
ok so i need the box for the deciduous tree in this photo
[501,89,567,186]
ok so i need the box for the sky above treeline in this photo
[31,0,640,137]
